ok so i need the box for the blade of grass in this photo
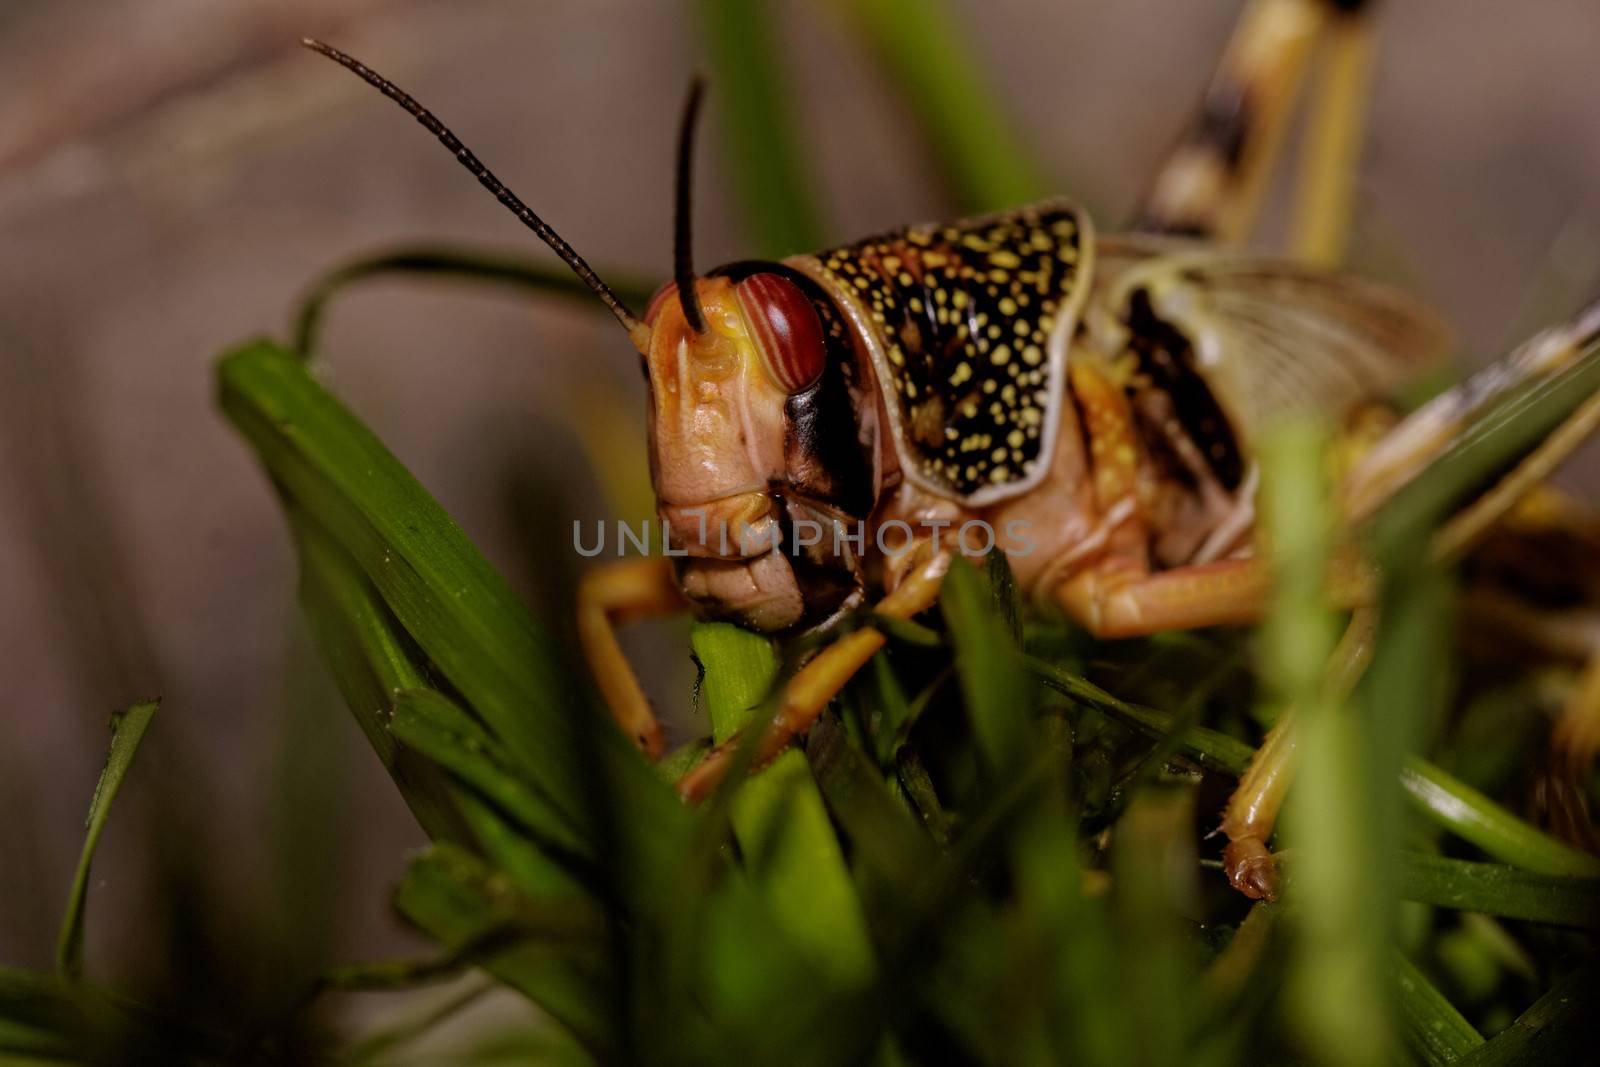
[1400,762,1600,878]
[0,965,229,1061]
[827,0,1049,211]
[1393,951,1485,1066]
[1389,853,1600,928]
[691,623,875,991]
[1455,961,1600,1066]
[1026,658,1600,877]
[56,699,158,981]
[392,842,612,1060]
[220,339,693,910]
[1112,788,1199,1067]
[1376,333,1600,551]
[696,0,824,255]
[388,688,593,901]
[290,505,468,841]
[941,556,1032,776]
[1261,423,1393,1067]
[387,688,586,866]
[293,247,654,355]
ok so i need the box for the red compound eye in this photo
[734,272,826,393]
[644,280,677,324]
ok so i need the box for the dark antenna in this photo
[673,76,708,334]
[300,38,651,352]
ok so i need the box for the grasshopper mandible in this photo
[301,0,1600,899]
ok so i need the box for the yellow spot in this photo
[898,272,914,286]
[990,344,1011,365]
[952,290,969,309]
[998,297,1017,316]
[1022,345,1042,365]
[989,251,1021,269]
[949,362,973,386]
[1008,430,1024,447]
[990,466,1009,483]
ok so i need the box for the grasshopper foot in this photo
[1223,837,1280,901]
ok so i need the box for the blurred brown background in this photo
[1,0,1597,1000]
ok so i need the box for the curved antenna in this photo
[301,38,651,353]
[673,76,708,335]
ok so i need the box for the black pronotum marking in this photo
[815,202,1087,499]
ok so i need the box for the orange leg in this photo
[576,557,686,760]
[1056,552,1375,900]
[677,550,951,802]
[1056,548,1372,639]
[1136,0,1329,241]
[1220,609,1377,899]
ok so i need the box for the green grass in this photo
[4,2,1598,1063]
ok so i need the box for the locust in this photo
[301,0,1600,899]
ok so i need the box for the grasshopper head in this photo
[642,269,862,631]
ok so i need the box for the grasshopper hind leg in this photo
[1136,0,1375,261]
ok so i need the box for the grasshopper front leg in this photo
[676,548,952,803]
[577,557,686,760]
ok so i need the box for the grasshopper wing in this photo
[1108,253,1450,464]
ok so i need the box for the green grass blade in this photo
[1455,961,1600,1066]
[1390,853,1600,928]
[1028,657,1255,776]
[0,965,228,1062]
[56,699,158,982]
[290,506,468,841]
[828,0,1049,211]
[1112,789,1199,1067]
[1260,424,1393,1067]
[941,556,1032,776]
[1027,658,1600,878]
[691,623,875,991]
[388,688,594,900]
[292,247,654,355]
[393,843,612,1059]
[1394,951,1485,1066]
[218,339,692,909]
[1400,762,1600,878]
[1373,336,1600,549]
[697,0,824,256]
